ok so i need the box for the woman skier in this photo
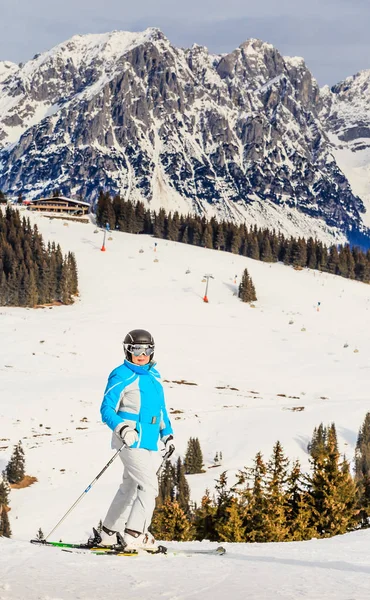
[99,329,174,550]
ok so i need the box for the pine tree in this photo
[6,441,25,484]
[0,475,10,507]
[355,412,370,526]
[263,441,290,542]
[151,499,191,541]
[175,457,190,514]
[237,452,268,542]
[193,490,217,541]
[260,237,273,262]
[201,223,213,249]
[215,225,226,250]
[238,268,257,303]
[157,460,176,506]
[285,460,315,540]
[184,438,204,474]
[327,246,340,275]
[307,424,358,537]
[307,423,327,461]
[0,506,11,537]
[215,498,245,542]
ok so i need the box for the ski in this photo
[61,546,167,556]
[30,538,167,555]
[30,539,225,557]
[171,546,226,556]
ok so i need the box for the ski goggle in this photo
[124,343,155,357]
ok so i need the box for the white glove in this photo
[118,425,138,447]
[162,434,175,458]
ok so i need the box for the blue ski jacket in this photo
[100,360,173,451]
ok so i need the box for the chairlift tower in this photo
[203,273,214,303]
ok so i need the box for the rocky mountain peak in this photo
[0,29,368,245]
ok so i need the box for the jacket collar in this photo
[124,359,156,374]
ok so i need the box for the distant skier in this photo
[99,329,174,550]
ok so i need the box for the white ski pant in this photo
[103,447,160,534]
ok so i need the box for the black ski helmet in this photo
[123,329,155,362]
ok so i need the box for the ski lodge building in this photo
[26,196,90,216]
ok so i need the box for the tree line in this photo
[0,206,78,307]
[150,414,370,543]
[96,191,370,283]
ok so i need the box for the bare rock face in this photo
[0,29,367,240]
[319,71,370,240]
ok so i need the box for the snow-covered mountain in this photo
[321,71,370,230]
[1,210,370,599]
[0,29,368,245]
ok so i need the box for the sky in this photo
[0,0,369,87]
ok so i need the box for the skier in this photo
[99,329,174,550]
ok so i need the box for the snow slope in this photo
[1,209,370,599]
[1,531,370,600]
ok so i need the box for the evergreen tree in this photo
[175,457,190,514]
[193,490,217,541]
[201,223,213,249]
[153,208,166,238]
[0,506,11,537]
[157,460,176,506]
[0,475,10,507]
[263,441,290,541]
[6,441,25,484]
[0,207,78,307]
[307,424,358,537]
[327,246,340,275]
[184,438,204,474]
[355,412,370,526]
[214,471,232,518]
[151,499,191,541]
[237,452,268,542]
[215,224,226,251]
[260,237,273,262]
[95,191,115,229]
[285,460,315,540]
[238,268,257,303]
[307,423,327,461]
[215,497,245,542]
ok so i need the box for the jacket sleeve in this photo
[100,370,126,432]
[160,396,173,438]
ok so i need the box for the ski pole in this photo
[156,446,175,476]
[44,444,125,542]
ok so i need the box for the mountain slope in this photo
[1,530,370,600]
[321,71,370,228]
[1,210,370,599]
[0,29,366,243]
[1,210,369,542]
